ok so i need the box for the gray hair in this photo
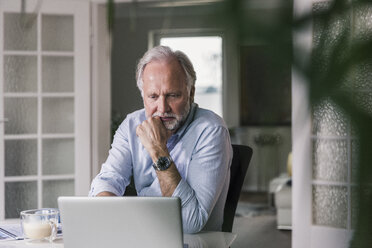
[136,45,196,97]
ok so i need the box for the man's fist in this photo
[136,117,172,160]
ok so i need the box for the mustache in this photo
[152,113,177,118]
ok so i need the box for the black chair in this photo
[222,144,253,232]
[123,176,137,196]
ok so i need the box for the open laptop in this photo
[58,196,184,248]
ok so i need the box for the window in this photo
[158,35,223,117]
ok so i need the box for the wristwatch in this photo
[153,156,173,171]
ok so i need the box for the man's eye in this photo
[149,95,158,99]
[168,94,180,98]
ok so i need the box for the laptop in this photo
[58,196,184,248]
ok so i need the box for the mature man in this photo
[89,46,233,233]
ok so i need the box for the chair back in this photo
[222,144,253,232]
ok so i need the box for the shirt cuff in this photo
[89,180,123,197]
[172,178,194,207]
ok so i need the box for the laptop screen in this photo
[58,196,184,248]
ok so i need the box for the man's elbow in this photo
[183,224,204,234]
[96,191,117,197]
[183,216,208,234]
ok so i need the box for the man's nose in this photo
[158,96,170,113]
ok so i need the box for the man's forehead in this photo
[145,87,183,94]
[142,59,187,88]
[143,79,185,93]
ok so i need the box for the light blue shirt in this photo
[89,103,232,233]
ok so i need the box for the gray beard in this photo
[165,102,190,131]
[152,102,191,131]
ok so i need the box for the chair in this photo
[222,144,253,232]
[123,176,137,196]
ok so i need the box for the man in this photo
[89,46,233,234]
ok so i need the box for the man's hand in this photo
[136,117,172,160]
[96,191,116,196]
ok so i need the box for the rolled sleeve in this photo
[89,171,126,196]
[89,119,133,197]
[173,179,195,207]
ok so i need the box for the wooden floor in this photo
[231,192,292,248]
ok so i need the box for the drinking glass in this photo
[20,208,59,242]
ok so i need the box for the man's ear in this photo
[190,86,195,103]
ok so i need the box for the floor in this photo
[231,192,291,248]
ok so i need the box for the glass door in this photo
[293,0,372,247]
[0,0,91,220]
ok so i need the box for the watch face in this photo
[154,156,172,171]
[158,157,168,166]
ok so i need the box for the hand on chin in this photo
[136,116,172,156]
